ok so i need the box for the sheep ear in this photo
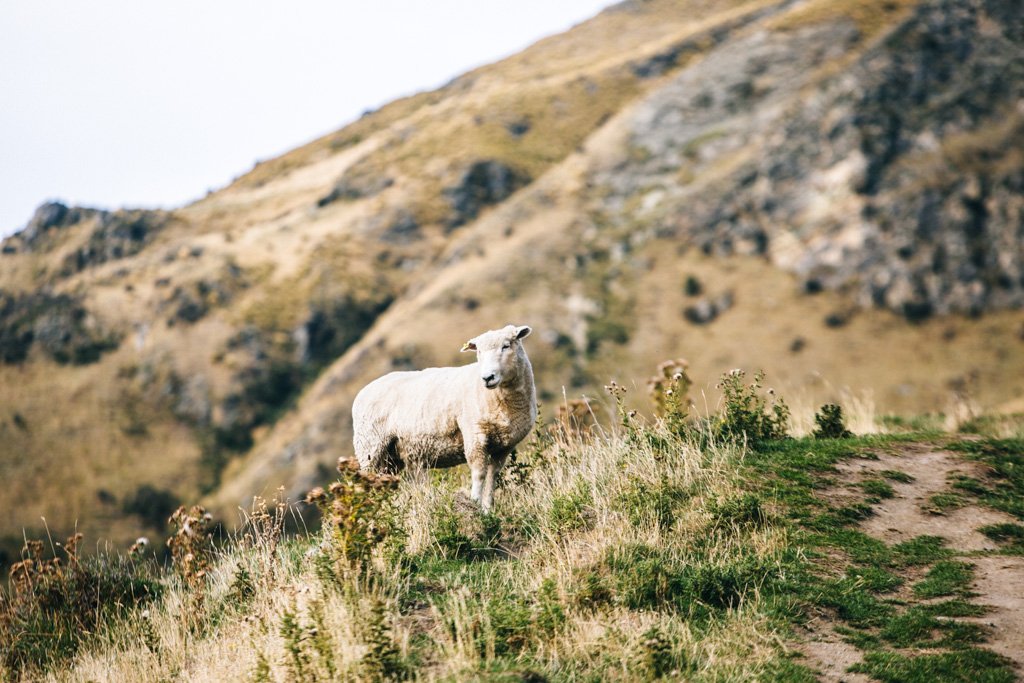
[515,326,532,340]
[461,340,477,352]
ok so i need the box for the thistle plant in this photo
[648,359,693,434]
[713,369,789,447]
[167,505,215,589]
[305,458,400,574]
[605,380,638,438]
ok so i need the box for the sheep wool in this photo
[352,324,537,512]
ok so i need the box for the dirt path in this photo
[797,445,1024,681]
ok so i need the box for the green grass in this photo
[979,522,1024,554]
[851,648,1015,683]
[893,535,952,566]
[4,419,1019,681]
[0,544,161,676]
[859,478,895,501]
[947,438,1024,518]
[926,491,967,513]
[879,469,915,484]
[913,560,975,598]
[745,433,1016,682]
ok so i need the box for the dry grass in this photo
[29,413,807,682]
[768,0,921,39]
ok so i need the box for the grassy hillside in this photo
[3,379,1022,681]
[1,0,1022,568]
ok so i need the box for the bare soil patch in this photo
[797,445,1024,679]
[840,447,1017,551]
[964,556,1024,666]
[796,623,871,683]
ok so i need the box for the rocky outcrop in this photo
[6,202,170,271]
[316,172,394,207]
[0,290,119,364]
[162,264,248,326]
[62,208,170,274]
[7,202,104,252]
[597,0,1024,320]
[443,160,530,231]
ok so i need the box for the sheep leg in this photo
[469,463,485,505]
[480,453,508,513]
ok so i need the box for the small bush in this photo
[167,505,216,589]
[615,476,687,529]
[0,535,160,676]
[430,507,477,560]
[647,359,693,435]
[166,505,216,632]
[361,597,404,681]
[713,370,789,447]
[812,404,853,439]
[548,482,593,535]
[585,317,630,355]
[708,493,771,531]
[305,458,400,575]
[637,626,678,679]
[280,598,339,682]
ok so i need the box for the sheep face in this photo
[461,324,532,390]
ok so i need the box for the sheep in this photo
[352,324,536,512]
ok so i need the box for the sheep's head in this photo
[461,324,532,389]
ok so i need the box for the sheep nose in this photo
[482,373,496,384]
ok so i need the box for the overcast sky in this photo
[0,1,612,236]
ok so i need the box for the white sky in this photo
[0,1,612,236]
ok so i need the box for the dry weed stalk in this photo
[8,533,82,595]
[555,397,605,441]
[647,359,693,418]
[305,458,400,575]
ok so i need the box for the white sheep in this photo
[352,324,536,512]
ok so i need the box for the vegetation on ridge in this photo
[2,370,1020,681]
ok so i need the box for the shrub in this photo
[585,317,630,355]
[713,370,789,447]
[305,458,400,576]
[615,476,687,529]
[430,507,477,560]
[0,290,120,365]
[166,504,216,632]
[637,626,677,679]
[427,500,502,561]
[548,482,593,535]
[0,535,160,676]
[167,505,216,589]
[280,598,339,682]
[647,359,693,435]
[361,597,404,681]
[813,404,853,439]
[708,493,771,532]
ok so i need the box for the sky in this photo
[0,1,613,237]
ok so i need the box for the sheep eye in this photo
[502,343,511,351]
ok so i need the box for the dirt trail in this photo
[797,445,1024,681]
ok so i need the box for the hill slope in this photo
[5,427,1024,680]
[1,0,1022,549]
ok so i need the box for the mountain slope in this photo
[1,0,1022,549]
